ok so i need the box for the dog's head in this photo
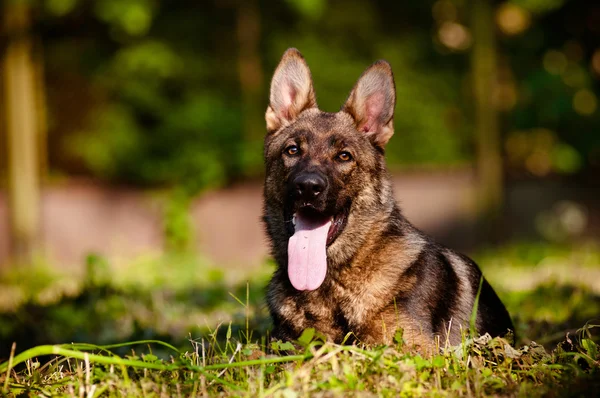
[263,48,396,291]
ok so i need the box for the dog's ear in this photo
[342,61,396,147]
[266,48,317,133]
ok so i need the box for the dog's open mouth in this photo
[291,207,347,245]
[286,206,348,291]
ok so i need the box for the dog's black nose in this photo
[294,173,327,200]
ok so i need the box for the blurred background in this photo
[0,0,599,356]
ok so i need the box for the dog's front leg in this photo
[349,304,436,353]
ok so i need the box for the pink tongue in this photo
[287,214,331,291]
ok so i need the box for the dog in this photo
[262,48,514,352]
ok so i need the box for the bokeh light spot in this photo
[563,40,584,63]
[562,64,587,88]
[526,149,552,176]
[494,82,518,110]
[573,89,597,115]
[438,22,472,51]
[46,0,77,16]
[496,3,531,36]
[432,0,457,23]
[536,201,588,242]
[543,50,568,75]
[591,49,600,77]
[552,143,582,174]
[505,128,581,175]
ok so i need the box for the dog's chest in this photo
[297,276,377,336]
[271,258,405,342]
[295,285,352,342]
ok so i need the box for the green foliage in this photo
[65,104,143,179]
[0,252,271,356]
[45,0,78,16]
[512,0,566,14]
[284,0,325,20]
[474,242,600,346]
[163,190,194,252]
[94,0,156,37]
[35,0,600,190]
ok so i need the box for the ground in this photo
[0,241,599,396]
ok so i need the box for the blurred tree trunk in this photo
[236,0,264,175]
[2,1,42,264]
[471,0,503,241]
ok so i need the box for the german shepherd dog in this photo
[263,48,513,352]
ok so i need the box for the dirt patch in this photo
[1,170,597,273]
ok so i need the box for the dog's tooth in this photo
[292,215,296,226]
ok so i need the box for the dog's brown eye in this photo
[337,151,352,162]
[285,145,300,156]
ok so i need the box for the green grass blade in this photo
[0,345,178,374]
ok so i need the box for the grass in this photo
[0,242,599,396]
[1,326,598,396]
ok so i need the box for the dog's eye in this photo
[337,151,353,162]
[285,145,300,156]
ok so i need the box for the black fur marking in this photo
[270,312,296,341]
[334,307,352,343]
[396,250,431,331]
[395,244,459,337]
[304,310,318,323]
[381,207,406,240]
[457,253,515,339]
[476,278,515,338]
[430,252,460,334]
[329,135,346,148]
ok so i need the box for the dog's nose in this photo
[294,173,327,200]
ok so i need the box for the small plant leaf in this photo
[414,355,430,371]
[432,355,445,368]
[297,328,315,346]
[394,329,404,346]
[273,341,295,351]
[582,339,598,359]
[143,354,158,363]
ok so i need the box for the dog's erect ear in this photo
[266,48,317,133]
[342,61,396,147]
